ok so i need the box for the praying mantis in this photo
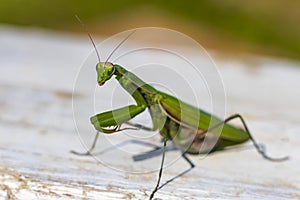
[72,29,289,200]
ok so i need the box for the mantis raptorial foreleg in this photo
[71,104,146,155]
[90,104,146,130]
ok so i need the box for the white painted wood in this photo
[0,26,299,200]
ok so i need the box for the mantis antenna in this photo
[75,15,101,63]
[105,30,137,64]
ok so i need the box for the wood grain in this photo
[0,26,299,200]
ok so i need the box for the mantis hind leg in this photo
[202,114,289,162]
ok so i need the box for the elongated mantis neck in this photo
[113,64,157,95]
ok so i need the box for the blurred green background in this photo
[1,0,299,60]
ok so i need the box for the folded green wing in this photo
[158,92,249,143]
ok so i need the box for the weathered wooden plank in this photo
[0,26,299,199]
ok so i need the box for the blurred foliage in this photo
[0,0,299,60]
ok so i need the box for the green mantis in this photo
[73,30,289,200]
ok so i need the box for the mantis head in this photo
[75,15,135,87]
[96,62,115,86]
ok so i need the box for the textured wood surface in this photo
[0,26,299,200]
